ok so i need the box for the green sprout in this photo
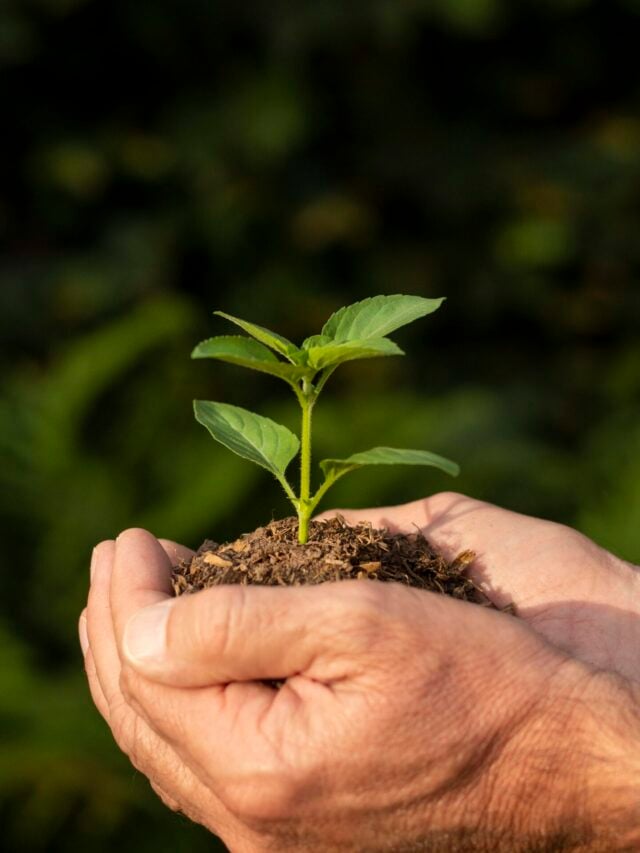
[192,294,459,544]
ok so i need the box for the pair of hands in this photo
[80,492,640,851]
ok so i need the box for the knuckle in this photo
[173,585,247,661]
[541,518,597,557]
[83,649,96,678]
[321,582,391,652]
[118,664,139,703]
[223,768,308,825]
[428,490,467,509]
[119,663,190,746]
[127,740,146,774]
[336,577,386,612]
[150,781,182,813]
[328,582,435,671]
[110,703,154,775]
[108,688,167,779]
[555,522,591,548]
[109,698,136,756]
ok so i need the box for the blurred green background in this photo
[1,0,639,849]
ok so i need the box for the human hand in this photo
[317,491,640,682]
[80,496,640,851]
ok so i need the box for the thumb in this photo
[122,581,368,687]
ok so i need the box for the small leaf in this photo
[192,336,308,382]
[305,337,404,370]
[214,311,300,362]
[301,334,332,350]
[322,294,445,342]
[320,446,460,482]
[194,401,300,482]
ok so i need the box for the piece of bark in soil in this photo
[171,515,491,606]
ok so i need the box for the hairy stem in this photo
[298,384,314,543]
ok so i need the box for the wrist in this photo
[480,659,639,851]
[513,663,640,850]
[580,672,640,848]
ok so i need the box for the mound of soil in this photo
[172,515,490,606]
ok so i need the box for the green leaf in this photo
[301,334,332,350]
[194,401,300,485]
[305,337,404,370]
[320,446,460,483]
[322,294,445,342]
[214,311,300,362]
[191,336,308,382]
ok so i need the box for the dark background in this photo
[1,1,639,850]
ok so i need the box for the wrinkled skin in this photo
[80,493,640,852]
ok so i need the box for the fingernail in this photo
[124,599,174,665]
[79,614,89,657]
[90,547,98,581]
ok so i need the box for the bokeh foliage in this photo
[1,0,639,850]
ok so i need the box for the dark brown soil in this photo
[172,515,491,606]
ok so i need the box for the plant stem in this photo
[298,383,314,544]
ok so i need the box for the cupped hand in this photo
[316,491,640,682]
[79,493,640,851]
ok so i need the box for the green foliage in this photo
[213,311,300,361]
[320,447,461,485]
[194,296,458,542]
[321,295,444,341]
[192,336,308,382]
[304,338,404,370]
[193,401,300,491]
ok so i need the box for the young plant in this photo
[192,294,459,544]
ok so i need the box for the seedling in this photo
[192,294,459,544]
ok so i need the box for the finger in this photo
[80,608,111,721]
[114,687,236,836]
[111,529,174,660]
[86,539,239,835]
[79,609,89,657]
[320,496,640,683]
[159,539,195,566]
[408,494,640,612]
[119,588,539,798]
[122,579,378,687]
[317,495,579,598]
[315,494,482,548]
[84,646,111,722]
[322,494,640,622]
[121,664,282,786]
[86,541,124,707]
[150,780,182,813]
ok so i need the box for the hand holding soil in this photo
[80,492,640,851]
[318,492,640,683]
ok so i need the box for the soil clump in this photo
[172,516,489,605]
